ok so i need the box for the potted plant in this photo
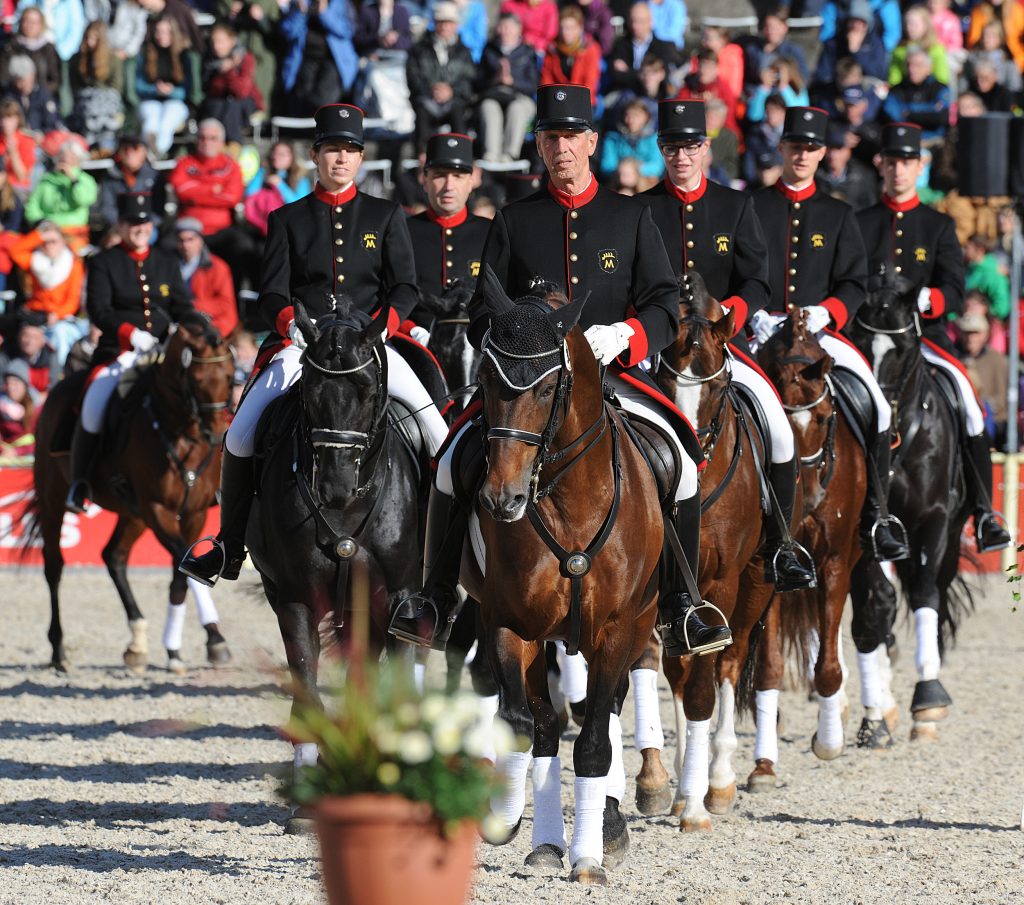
[284,660,515,905]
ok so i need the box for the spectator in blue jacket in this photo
[820,0,901,53]
[353,0,413,57]
[882,47,951,142]
[279,0,359,115]
[599,97,663,179]
[648,0,686,49]
[812,0,889,85]
[742,5,810,89]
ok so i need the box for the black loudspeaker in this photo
[1010,117,1024,198]
[957,113,1010,198]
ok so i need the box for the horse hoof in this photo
[52,658,70,673]
[910,679,952,717]
[123,650,147,674]
[635,782,672,816]
[704,783,736,815]
[811,732,844,761]
[570,858,608,886]
[602,798,629,870]
[207,641,232,666]
[483,816,522,846]
[910,721,939,743]
[746,759,777,792]
[167,654,188,677]
[680,813,713,833]
[855,717,894,751]
[283,816,315,835]
[883,707,899,731]
[913,705,948,723]
[669,795,685,817]
[524,844,564,870]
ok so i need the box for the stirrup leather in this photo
[868,513,909,559]
[178,535,226,587]
[658,600,732,656]
[765,539,817,590]
[975,510,1012,552]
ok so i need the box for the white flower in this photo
[480,811,513,844]
[398,729,433,764]
[490,718,515,757]
[395,702,420,728]
[422,694,446,723]
[462,724,491,759]
[432,717,462,756]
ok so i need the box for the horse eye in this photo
[540,384,555,398]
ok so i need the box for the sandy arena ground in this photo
[1,567,1023,904]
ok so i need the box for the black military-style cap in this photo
[117,191,153,224]
[657,99,707,142]
[781,106,829,147]
[534,84,593,132]
[313,104,365,149]
[881,122,922,158]
[424,133,475,172]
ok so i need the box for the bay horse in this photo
[461,272,663,885]
[751,311,866,784]
[845,270,972,743]
[26,315,234,673]
[626,273,777,831]
[245,298,425,830]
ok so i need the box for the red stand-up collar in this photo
[314,181,357,206]
[426,206,468,229]
[775,181,817,203]
[882,193,920,213]
[547,175,599,209]
[664,174,707,205]
[125,246,150,263]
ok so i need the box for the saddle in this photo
[928,366,966,442]
[828,366,876,452]
[618,414,679,513]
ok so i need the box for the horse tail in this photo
[779,588,819,691]
[937,546,978,655]
[2,484,43,564]
[735,618,764,716]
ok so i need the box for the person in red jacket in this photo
[201,22,264,145]
[540,5,602,103]
[174,217,239,339]
[500,0,558,54]
[168,118,258,291]
[676,48,741,138]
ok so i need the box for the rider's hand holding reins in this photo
[287,320,308,351]
[916,288,933,315]
[803,306,832,335]
[584,322,634,365]
[130,329,159,353]
[409,325,431,346]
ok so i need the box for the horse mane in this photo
[678,271,715,322]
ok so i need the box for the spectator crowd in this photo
[0,0,1023,458]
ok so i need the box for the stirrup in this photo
[65,480,92,515]
[388,593,457,651]
[766,539,817,591]
[178,535,226,587]
[659,600,732,657]
[975,510,1012,553]
[869,514,909,561]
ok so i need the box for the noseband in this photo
[853,309,921,337]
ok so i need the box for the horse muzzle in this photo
[478,484,528,523]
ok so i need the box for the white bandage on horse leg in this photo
[188,577,219,626]
[914,607,941,681]
[569,775,607,866]
[630,668,664,751]
[492,750,531,830]
[478,694,499,762]
[816,690,844,752]
[161,602,187,651]
[857,647,883,719]
[680,718,711,801]
[754,689,780,763]
[877,643,897,714]
[412,660,427,694]
[127,618,148,655]
[555,641,588,704]
[531,756,566,851]
[606,712,626,802]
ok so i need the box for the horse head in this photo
[297,294,388,500]
[656,270,734,429]
[161,311,234,438]
[419,281,480,416]
[475,265,592,522]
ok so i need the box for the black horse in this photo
[421,282,481,420]
[845,270,973,745]
[245,298,425,826]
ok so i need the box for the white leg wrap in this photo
[914,607,941,681]
[709,681,738,791]
[478,694,499,762]
[531,756,566,851]
[127,618,148,655]
[569,775,607,867]
[412,660,427,694]
[189,578,219,626]
[493,750,531,830]
[754,689,779,763]
[680,718,711,802]
[672,694,687,782]
[816,691,845,752]
[818,333,891,432]
[606,712,626,803]
[555,641,588,704]
[630,667,664,751]
[294,742,318,770]
[385,345,451,456]
[877,643,897,714]
[857,647,883,719]
[161,602,186,651]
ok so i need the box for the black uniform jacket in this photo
[469,178,679,368]
[752,181,867,330]
[259,183,418,339]
[639,175,770,333]
[87,244,193,363]
[407,206,490,301]
[856,193,964,349]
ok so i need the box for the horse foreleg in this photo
[631,634,671,816]
[811,561,849,761]
[850,556,899,744]
[102,515,148,673]
[41,510,68,671]
[748,596,783,792]
[675,648,717,833]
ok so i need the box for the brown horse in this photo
[25,317,234,673]
[625,275,776,830]
[460,272,663,885]
[749,311,866,786]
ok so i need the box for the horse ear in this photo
[712,307,736,344]
[293,300,318,345]
[480,265,515,315]
[547,290,590,336]
[801,355,831,383]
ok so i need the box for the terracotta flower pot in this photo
[314,794,478,905]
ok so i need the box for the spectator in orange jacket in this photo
[540,5,602,104]
[174,217,239,340]
[967,0,1024,70]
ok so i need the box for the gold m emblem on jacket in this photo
[599,249,618,273]
[915,247,927,262]
[811,233,825,249]
[362,231,378,250]
[714,233,730,254]
[470,261,480,277]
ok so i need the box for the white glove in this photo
[287,319,307,351]
[750,310,787,346]
[410,325,431,346]
[130,329,158,352]
[584,321,634,365]
[917,287,933,315]
[804,305,832,335]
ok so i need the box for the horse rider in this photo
[406,132,490,334]
[639,99,815,593]
[390,83,731,658]
[856,122,1011,553]
[750,106,910,563]
[180,104,451,586]
[66,191,194,513]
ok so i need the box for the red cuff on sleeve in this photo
[923,288,945,319]
[275,305,295,338]
[386,307,400,339]
[615,318,649,368]
[117,322,135,351]
[399,319,417,335]
[721,296,748,335]
[820,297,849,331]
